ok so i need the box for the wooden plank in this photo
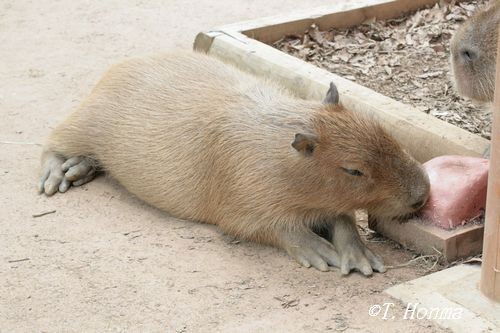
[196,32,489,162]
[368,218,484,261]
[448,223,485,259]
[215,0,441,44]
[480,29,500,302]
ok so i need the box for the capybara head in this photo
[290,99,429,220]
[450,1,500,102]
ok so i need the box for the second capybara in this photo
[450,0,500,102]
[38,50,430,276]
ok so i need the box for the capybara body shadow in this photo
[39,50,430,275]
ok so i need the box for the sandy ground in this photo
[1,1,449,332]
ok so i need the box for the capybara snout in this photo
[379,152,430,216]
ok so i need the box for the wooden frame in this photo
[480,28,500,302]
[193,0,490,261]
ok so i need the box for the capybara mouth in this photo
[395,212,419,223]
[401,202,429,221]
[370,207,422,223]
[452,66,472,98]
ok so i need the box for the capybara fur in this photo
[451,0,500,102]
[39,50,430,275]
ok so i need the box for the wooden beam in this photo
[480,29,500,302]
[368,218,484,261]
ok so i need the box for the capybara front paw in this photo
[339,242,385,276]
[363,246,386,273]
[281,229,340,272]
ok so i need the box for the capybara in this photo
[450,0,498,158]
[38,51,430,275]
[450,0,500,102]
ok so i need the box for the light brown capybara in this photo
[450,0,500,103]
[38,51,430,276]
[450,1,498,157]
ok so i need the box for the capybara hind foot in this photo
[61,156,97,186]
[278,228,340,272]
[39,153,97,196]
[332,215,386,276]
[38,152,66,196]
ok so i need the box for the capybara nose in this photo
[460,48,478,63]
[411,199,426,211]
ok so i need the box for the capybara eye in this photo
[340,167,364,177]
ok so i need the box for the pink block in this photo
[420,156,489,229]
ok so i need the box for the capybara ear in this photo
[292,133,317,156]
[323,82,339,105]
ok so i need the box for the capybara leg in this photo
[61,156,97,187]
[276,227,340,272]
[331,215,386,276]
[38,151,66,196]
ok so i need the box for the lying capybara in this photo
[450,1,500,102]
[39,51,430,275]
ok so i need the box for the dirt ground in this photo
[1,1,449,332]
